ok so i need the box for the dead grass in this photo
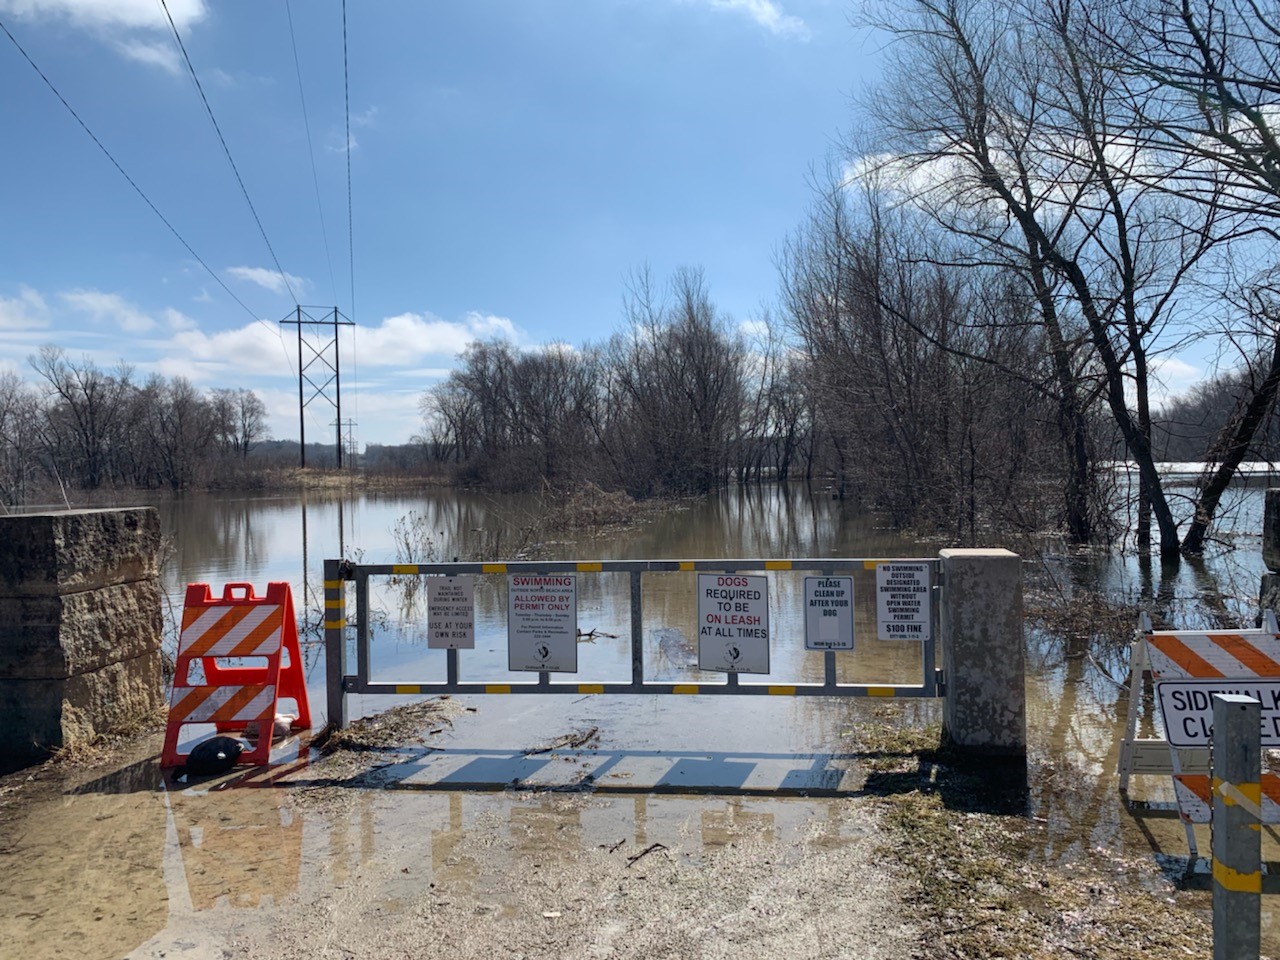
[47,708,167,769]
[310,696,463,755]
[879,788,1223,959]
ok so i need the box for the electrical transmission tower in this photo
[280,306,355,468]
[332,418,359,468]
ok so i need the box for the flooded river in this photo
[2,481,1277,957]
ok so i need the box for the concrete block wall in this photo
[0,509,165,770]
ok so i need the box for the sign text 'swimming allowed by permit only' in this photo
[426,575,475,649]
[875,563,931,641]
[508,574,577,672]
[697,574,769,673]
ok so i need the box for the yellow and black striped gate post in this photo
[1212,693,1261,960]
[324,559,348,729]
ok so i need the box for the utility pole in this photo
[279,307,355,468]
[332,418,359,468]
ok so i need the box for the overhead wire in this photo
[159,0,299,305]
[284,0,338,307]
[0,14,278,341]
[341,0,360,455]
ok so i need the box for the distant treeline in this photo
[0,346,272,502]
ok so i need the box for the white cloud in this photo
[114,38,180,73]
[226,266,306,296]
[163,307,197,331]
[355,311,523,366]
[1147,356,1203,409]
[61,289,155,332]
[694,0,809,39]
[140,322,293,385]
[0,285,51,330]
[0,0,206,72]
[0,0,205,30]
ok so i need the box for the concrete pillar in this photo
[939,548,1026,756]
[0,508,165,771]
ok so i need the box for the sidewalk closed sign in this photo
[875,563,931,641]
[1156,678,1280,747]
[508,574,577,672]
[697,574,769,673]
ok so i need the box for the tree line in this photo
[422,0,1280,559]
[0,346,269,504]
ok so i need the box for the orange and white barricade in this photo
[162,582,312,770]
[1118,611,1279,856]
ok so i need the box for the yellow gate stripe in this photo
[679,561,695,571]
[672,684,699,694]
[485,684,511,694]
[867,686,895,697]
[395,684,421,694]
[768,685,796,696]
[577,562,602,572]
[765,560,791,570]
[482,563,507,573]
[324,618,346,629]
[578,683,604,694]
[392,564,418,575]
[1213,858,1262,893]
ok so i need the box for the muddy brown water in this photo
[2,482,1278,957]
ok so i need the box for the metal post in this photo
[1212,693,1261,960]
[356,571,370,687]
[323,559,348,729]
[333,308,343,469]
[295,306,305,468]
[630,570,644,688]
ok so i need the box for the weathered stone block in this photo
[940,548,1026,756]
[0,578,163,680]
[0,651,164,770]
[0,508,160,597]
[1265,489,1280,573]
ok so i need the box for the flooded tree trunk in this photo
[1182,334,1280,556]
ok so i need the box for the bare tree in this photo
[30,346,134,491]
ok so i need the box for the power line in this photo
[342,0,359,459]
[0,14,266,328]
[284,0,338,306]
[159,0,299,304]
[342,0,355,323]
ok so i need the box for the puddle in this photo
[3,484,1279,955]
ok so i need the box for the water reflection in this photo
[143,481,1280,939]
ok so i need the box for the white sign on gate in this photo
[427,575,475,649]
[1156,678,1280,747]
[804,576,854,650]
[875,563,932,641]
[697,574,769,674]
[508,574,577,672]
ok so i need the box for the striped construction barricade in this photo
[161,582,312,771]
[1117,611,1280,857]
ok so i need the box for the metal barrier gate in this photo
[323,557,942,728]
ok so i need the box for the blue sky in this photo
[0,0,881,446]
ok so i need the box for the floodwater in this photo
[2,481,1278,957]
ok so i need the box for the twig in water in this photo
[626,842,668,867]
